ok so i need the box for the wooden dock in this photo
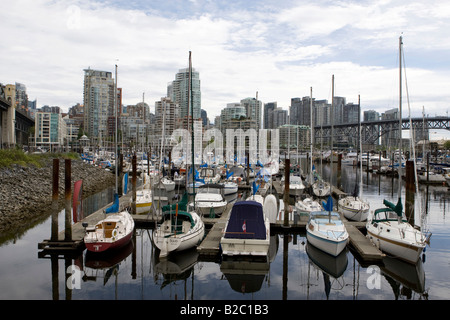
[39,183,384,264]
[196,202,233,258]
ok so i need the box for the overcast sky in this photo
[2,0,450,133]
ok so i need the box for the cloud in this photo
[1,0,449,123]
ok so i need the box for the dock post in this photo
[283,158,290,227]
[64,159,72,241]
[132,154,137,215]
[51,159,59,241]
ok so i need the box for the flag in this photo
[242,220,247,233]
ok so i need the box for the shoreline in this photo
[0,159,116,237]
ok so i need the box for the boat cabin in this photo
[224,201,267,240]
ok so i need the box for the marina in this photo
[0,155,447,300]
[37,171,383,265]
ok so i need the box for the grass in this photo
[0,149,79,169]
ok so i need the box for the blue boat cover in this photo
[224,201,266,240]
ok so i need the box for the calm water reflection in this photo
[0,164,449,300]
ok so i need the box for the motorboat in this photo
[83,194,135,253]
[220,200,271,259]
[338,195,370,222]
[199,167,221,184]
[158,176,176,191]
[281,174,305,196]
[221,180,238,195]
[188,184,228,218]
[187,180,205,195]
[295,197,323,222]
[306,196,348,257]
[312,179,331,197]
[153,209,205,259]
[341,152,358,166]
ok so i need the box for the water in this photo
[0,164,449,301]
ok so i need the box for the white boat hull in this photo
[191,202,227,217]
[306,211,348,256]
[135,189,152,214]
[338,197,369,222]
[306,230,348,257]
[312,180,331,197]
[221,219,270,257]
[366,221,426,264]
[295,198,323,222]
[153,212,205,258]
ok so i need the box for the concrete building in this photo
[279,124,310,150]
[35,110,67,151]
[264,102,276,129]
[168,68,201,120]
[0,84,16,148]
[241,97,262,129]
[83,68,115,142]
[271,107,288,129]
[155,97,179,146]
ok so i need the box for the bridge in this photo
[314,116,450,146]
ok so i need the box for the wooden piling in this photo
[51,159,59,241]
[283,158,290,227]
[132,154,137,215]
[64,159,72,241]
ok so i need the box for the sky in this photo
[2,0,450,138]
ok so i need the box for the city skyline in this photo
[2,0,450,140]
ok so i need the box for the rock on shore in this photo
[0,159,116,235]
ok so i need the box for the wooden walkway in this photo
[196,202,233,258]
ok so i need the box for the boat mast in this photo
[114,64,118,195]
[189,51,196,208]
[358,94,363,198]
[398,36,403,211]
[310,87,313,182]
[330,74,334,189]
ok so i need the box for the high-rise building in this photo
[289,96,314,126]
[381,108,399,147]
[83,68,115,140]
[168,68,201,121]
[241,97,262,129]
[155,97,179,145]
[264,102,276,129]
[271,108,288,129]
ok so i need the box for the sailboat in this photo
[306,196,349,257]
[306,77,349,257]
[338,95,370,221]
[83,64,135,253]
[296,87,324,221]
[366,36,430,264]
[153,52,205,258]
[83,194,135,253]
[153,205,205,258]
